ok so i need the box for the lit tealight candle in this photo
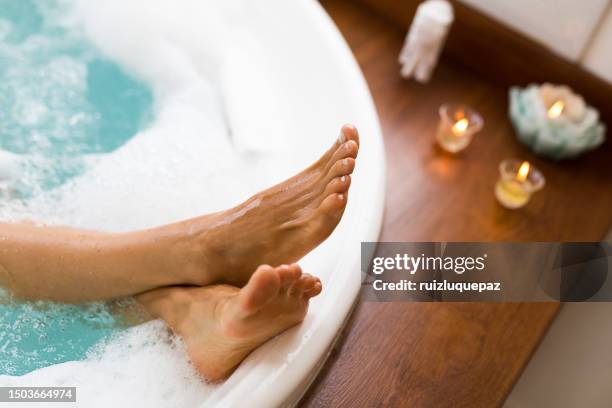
[452,118,469,136]
[547,99,565,119]
[436,104,483,153]
[495,159,545,209]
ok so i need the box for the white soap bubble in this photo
[1,0,303,405]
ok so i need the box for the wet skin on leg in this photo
[0,125,358,302]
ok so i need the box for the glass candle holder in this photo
[436,104,484,153]
[495,159,545,209]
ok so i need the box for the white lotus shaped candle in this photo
[509,83,606,160]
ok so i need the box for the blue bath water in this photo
[0,0,154,375]
[0,0,153,192]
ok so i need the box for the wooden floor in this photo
[300,1,612,407]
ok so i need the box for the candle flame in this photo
[547,100,564,119]
[452,118,469,135]
[517,161,530,182]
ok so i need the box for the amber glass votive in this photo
[495,159,545,209]
[436,104,483,153]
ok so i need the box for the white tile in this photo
[583,5,612,83]
[459,0,610,61]
[505,303,612,407]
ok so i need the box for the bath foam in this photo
[0,0,337,405]
[0,291,129,376]
[0,0,153,198]
[0,321,213,407]
[11,0,325,230]
[73,0,299,156]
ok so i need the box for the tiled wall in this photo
[460,0,612,83]
[583,5,612,83]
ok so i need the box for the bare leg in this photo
[0,222,194,302]
[0,125,358,302]
[136,263,321,381]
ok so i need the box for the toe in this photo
[319,192,347,215]
[305,279,322,299]
[239,265,280,313]
[315,126,356,167]
[287,263,303,278]
[328,158,356,179]
[310,125,359,176]
[277,264,302,290]
[289,274,316,296]
[340,124,360,147]
[323,175,351,196]
[277,264,292,289]
[330,140,359,164]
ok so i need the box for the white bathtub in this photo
[197,2,386,406]
[1,0,385,405]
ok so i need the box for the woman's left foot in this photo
[137,263,321,381]
[159,124,359,287]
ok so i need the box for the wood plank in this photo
[302,302,558,407]
[300,1,612,406]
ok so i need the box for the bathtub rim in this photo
[204,0,386,406]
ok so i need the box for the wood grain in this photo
[300,1,612,407]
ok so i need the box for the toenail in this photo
[341,175,346,182]
[343,158,349,166]
[338,131,346,144]
[344,142,352,151]
[338,194,344,200]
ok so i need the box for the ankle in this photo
[156,217,220,286]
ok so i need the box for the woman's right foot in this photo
[170,124,360,287]
[137,264,321,381]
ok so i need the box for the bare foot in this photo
[169,124,359,286]
[137,264,321,381]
